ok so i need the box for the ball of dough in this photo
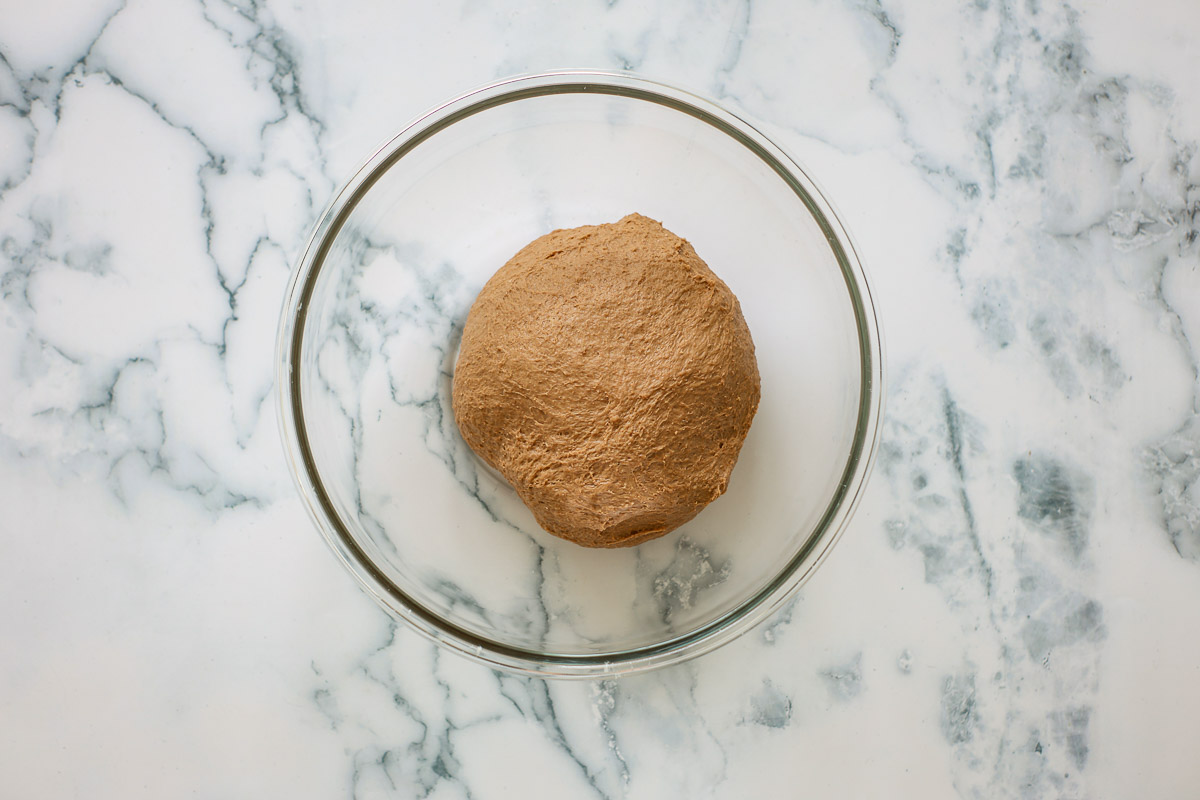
[452,213,760,548]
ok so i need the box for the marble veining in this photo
[2,0,1200,797]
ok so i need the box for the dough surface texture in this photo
[452,213,760,548]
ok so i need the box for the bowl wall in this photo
[280,73,882,674]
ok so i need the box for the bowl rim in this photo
[276,69,885,678]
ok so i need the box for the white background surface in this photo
[2,1,1199,797]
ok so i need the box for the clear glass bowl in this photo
[277,72,884,677]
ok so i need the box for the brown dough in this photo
[452,213,760,548]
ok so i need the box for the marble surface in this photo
[2,0,1198,797]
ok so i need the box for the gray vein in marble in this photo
[712,0,751,96]
[865,0,1200,566]
[943,385,994,600]
[0,0,330,510]
[882,368,1103,798]
[496,674,613,800]
[1143,255,1200,559]
[0,216,256,507]
[587,679,632,788]
[1051,706,1090,770]
[1144,416,1200,560]
[10,0,127,126]
[651,536,732,625]
[347,629,476,799]
[759,594,798,645]
[1014,454,1095,561]
[746,680,792,728]
[201,0,329,139]
[0,54,34,199]
[608,30,652,74]
[820,652,864,701]
[859,0,900,65]
[940,673,978,745]
[625,665,730,789]
[319,621,641,800]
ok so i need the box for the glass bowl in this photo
[277,71,883,677]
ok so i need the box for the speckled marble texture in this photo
[2,1,1199,797]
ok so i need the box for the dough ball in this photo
[452,213,760,548]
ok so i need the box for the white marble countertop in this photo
[3,1,1199,797]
